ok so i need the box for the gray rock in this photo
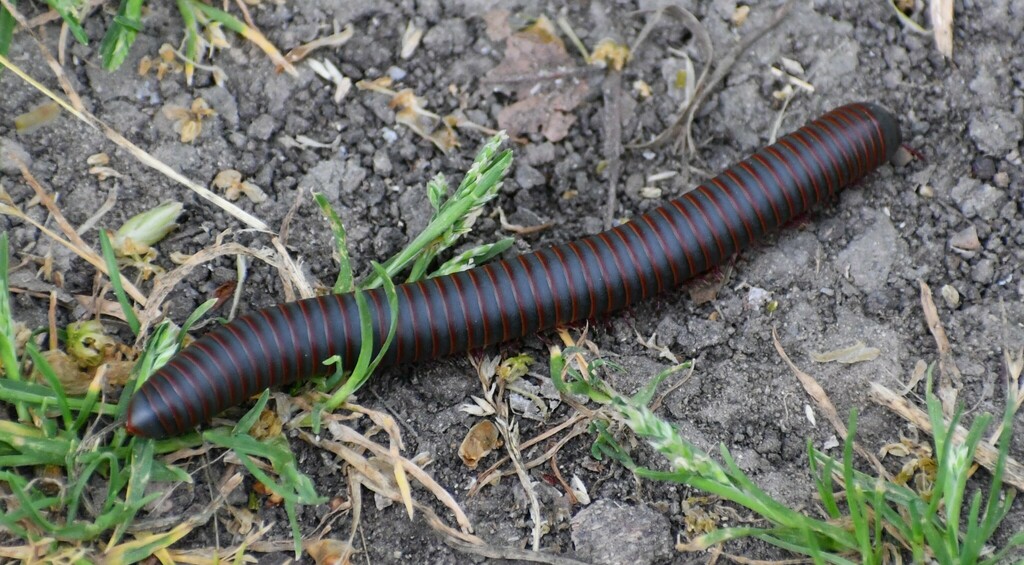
[971,156,996,180]
[968,110,1023,156]
[341,162,368,193]
[571,500,674,565]
[657,315,729,353]
[199,86,239,129]
[247,114,277,141]
[514,164,546,190]
[949,225,981,251]
[0,137,31,174]
[298,159,347,202]
[972,257,996,284]
[835,213,898,293]
[950,177,1006,221]
[372,150,393,177]
[523,142,556,166]
[422,18,469,56]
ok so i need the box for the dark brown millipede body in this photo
[127,103,902,439]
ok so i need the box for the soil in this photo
[1,0,1023,563]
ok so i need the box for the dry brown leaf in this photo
[941,284,961,307]
[305,539,355,565]
[686,267,730,305]
[459,420,502,469]
[870,382,1024,491]
[497,207,553,235]
[899,359,929,396]
[635,330,680,364]
[249,408,283,440]
[32,350,91,394]
[486,15,589,141]
[811,341,881,364]
[731,5,751,26]
[139,43,184,80]
[101,360,134,388]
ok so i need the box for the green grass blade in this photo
[180,298,218,340]
[841,411,872,558]
[44,0,89,45]
[809,447,842,519]
[313,192,353,293]
[109,439,155,545]
[132,322,179,391]
[0,1,15,61]
[326,263,399,409]
[428,237,514,279]
[184,0,248,35]
[70,370,103,433]
[630,362,689,407]
[0,232,29,421]
[66,450,114,524]
[99,0,145,70]
[979,531,1024,565]
[233,389,271,435]
[175,0,199,81]
[0,377,118,415]
[362,135,512,288]
[98,230,141,335]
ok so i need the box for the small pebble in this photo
[386,66,407,81]
[570,501,674,565]
[971,156,996,180]
[949,225,981,251]
[372,149,392,177]
[941,284,960,307]
[971,258,995,284]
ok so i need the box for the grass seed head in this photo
[112,201,184,257]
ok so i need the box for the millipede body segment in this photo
[127,103,902,439]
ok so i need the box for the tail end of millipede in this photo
[859,102,903,161]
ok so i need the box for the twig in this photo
[549,451,578,505]
[0,50,270,232]
[444,536,593,565]
[136,241,291,336]
[2,164,147,304]
[919,280,962,416]
[499,416,544,551]
[632,0,796,154]
[772,328,889,479]
[601,69,624,230]
[469,412,590,497]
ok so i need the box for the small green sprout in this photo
[111,201,183,257]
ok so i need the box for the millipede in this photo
[126,102,902,439]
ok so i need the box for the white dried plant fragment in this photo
[308,58,352,104]
[401,21,424,59]
[570,475,591,505]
